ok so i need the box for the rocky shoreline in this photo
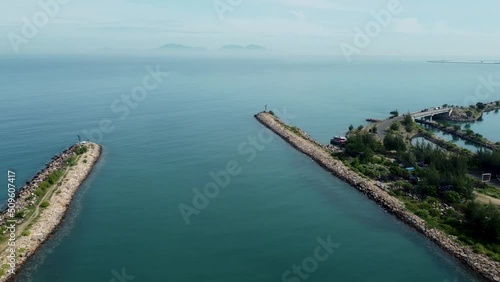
[0,142,101,281]
[255,112,499,282]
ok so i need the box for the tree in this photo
[402,114,414,132]
[403,114,413,125]
[390,110,399,117]
[476,102,486,110]
[453,125,461,131]
[384,134,407,152]
[344,133,382,162]
[444,191,461,204]
[357,125,364,131]
[269,110,275,116]
[475,150,500,175]
[349,124,354,131]
[464,202,500,242]
[390,123,400,131]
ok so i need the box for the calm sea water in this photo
[469,111,500,143]
[1,55,499,282]
[419,111,500,152]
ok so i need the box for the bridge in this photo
[410,108,453,120]
[375,107,453,139]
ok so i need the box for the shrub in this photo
[38,181,50,190]
[345,133,382,162]
[66,156,78,167]
[40,201,50,208]
[269,110,275,116]
[15,211,25,219]
[47,170,63,184]
[384,134,407,152]
[390,123,400,131]
[74,145,88,155]
[444,191,461,204]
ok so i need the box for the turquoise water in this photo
[421,125,487,152]
[419,110,500,152]
[468,110,500,143]
[2,55,498,281]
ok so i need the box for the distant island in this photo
[155,43,268,53]
[157,43,206,52]
[219,44,268,52]
[428,60,500,65]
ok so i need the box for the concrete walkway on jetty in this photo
[254,112,500,282]
[0,142,101,282]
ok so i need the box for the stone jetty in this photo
[0,142,101,281]
[255,112,499,282]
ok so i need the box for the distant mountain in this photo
[220,44,268,51]
[158,43,205,51]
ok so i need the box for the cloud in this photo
[256,0,367,12]
[225,18,349,37]
[391,18,497,37]
[391,18,425,34]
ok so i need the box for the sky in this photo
[0,0,499,57]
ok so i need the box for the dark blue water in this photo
[2,55,496,281]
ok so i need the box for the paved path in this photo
[475,192,500,206]
[376,116,403,140]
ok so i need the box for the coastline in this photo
[0,142,101,281]
[255,112,499,282]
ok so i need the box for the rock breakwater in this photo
[0,142,101,281]
[255,112,499,282]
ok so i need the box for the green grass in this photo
[478,185,500,199]
[65,156,78,167]
[0,169,65,244]
[74,145,88,155]
[401,196,500,262]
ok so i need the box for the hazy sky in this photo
[1,0,499,57]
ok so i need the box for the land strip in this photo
[255,112,499,282]
[0,142,101,281]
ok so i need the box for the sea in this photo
[1,55,499,282]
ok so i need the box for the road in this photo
[475,192,500,206]
[374,107,451,140]
[376,116,403,140]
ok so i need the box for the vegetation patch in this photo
[74,145,88,155]
[335,127,500,262]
